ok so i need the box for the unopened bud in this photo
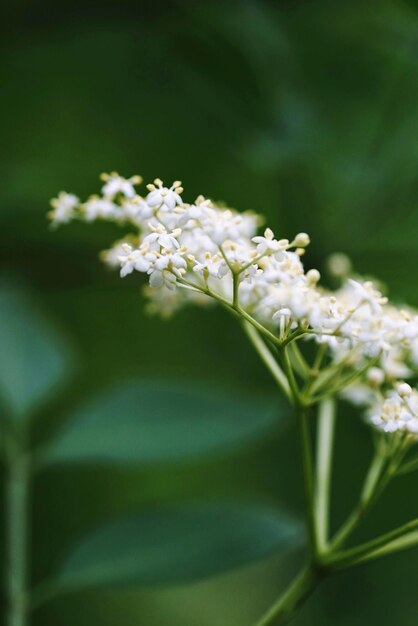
[326,253,352,278]
[293,232,310,247]
[367,367,385,387]
[397,382,412,397]
[306,269,320,286]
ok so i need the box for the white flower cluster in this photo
[369,383,418,435]
[50,173,418,436]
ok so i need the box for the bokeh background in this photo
[2,0,418,624]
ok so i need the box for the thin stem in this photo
[307,349,362,397]
[234,306,282,349]
[288,343,310,380]
[278,347,301,406]
[312,343,328,372]
[354,528,418,563]
[296,404,318,558]
[232,273,240,308]
[397,455,418,475]
[278,347,318,555]
[302,344,328,398]
[315,398,336,551]
[279,328,306,348]
[327,517,418,571]
[7,441,30,626]
[310,355,381,404]
[178,276,282,348]
[254,566,319,626]
[330,445,387,550]
[242,323,291,401]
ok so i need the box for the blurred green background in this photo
[2,0,418,624]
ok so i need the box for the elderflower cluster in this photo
[50,173,418,436]
[369,384,418,435]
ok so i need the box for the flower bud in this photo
[326,253,352,278]
[397,382,412,397]
[292,232,310,247]
[367,367,385,387]
[306,269,320,286]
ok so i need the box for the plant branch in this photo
[278,347,302,407]
[329,445,387,551]
[242,323,291,401]
[315,398,336,551]
[327,517,418,570]
[253,565,320,626]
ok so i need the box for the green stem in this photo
[330,446,387,550]
[327,517,418,571]
[7,444,30,626]
[232,273,240,308]
[278,347,301,407]
[296,404,318,558]
[254,566,319,626]
[315,398,336,551]
[278,347,318,556]
[288,343,309,380]
[242,323,291,401]
[310,355,380,404]
[279,329,306,348]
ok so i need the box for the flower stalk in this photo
[254,566,320,626]
[315,398,335,551]
[48,172,418,625]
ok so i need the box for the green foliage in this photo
[0,286,73,422]
[53,504,301,591]
[46,381,282,466]
[1,286,299,625]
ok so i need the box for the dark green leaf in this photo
[54,503,302,590]
[0,287,72,421]
[46,380,283,466]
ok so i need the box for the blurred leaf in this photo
[0,286,72,421]
[45,381,283,465]
[52,502,301,590]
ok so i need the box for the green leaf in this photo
[53,503,302,591]
[46,380,283,466]
[0,286,73,421]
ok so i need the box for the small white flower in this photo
[49,192,79,225]
[148,251,187,289]
[252,228,288,255]
[122,197,154,222]
[100,236,139,267]
[146,179,183,211]
[192,252,228,278]
[369,387,418,436]
[118,244,154,277]
[142,224,182,251]
[348,279,387,313]
[83,196,121,221]
[101,172,142,199]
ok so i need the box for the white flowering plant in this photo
[47,172,418,625]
